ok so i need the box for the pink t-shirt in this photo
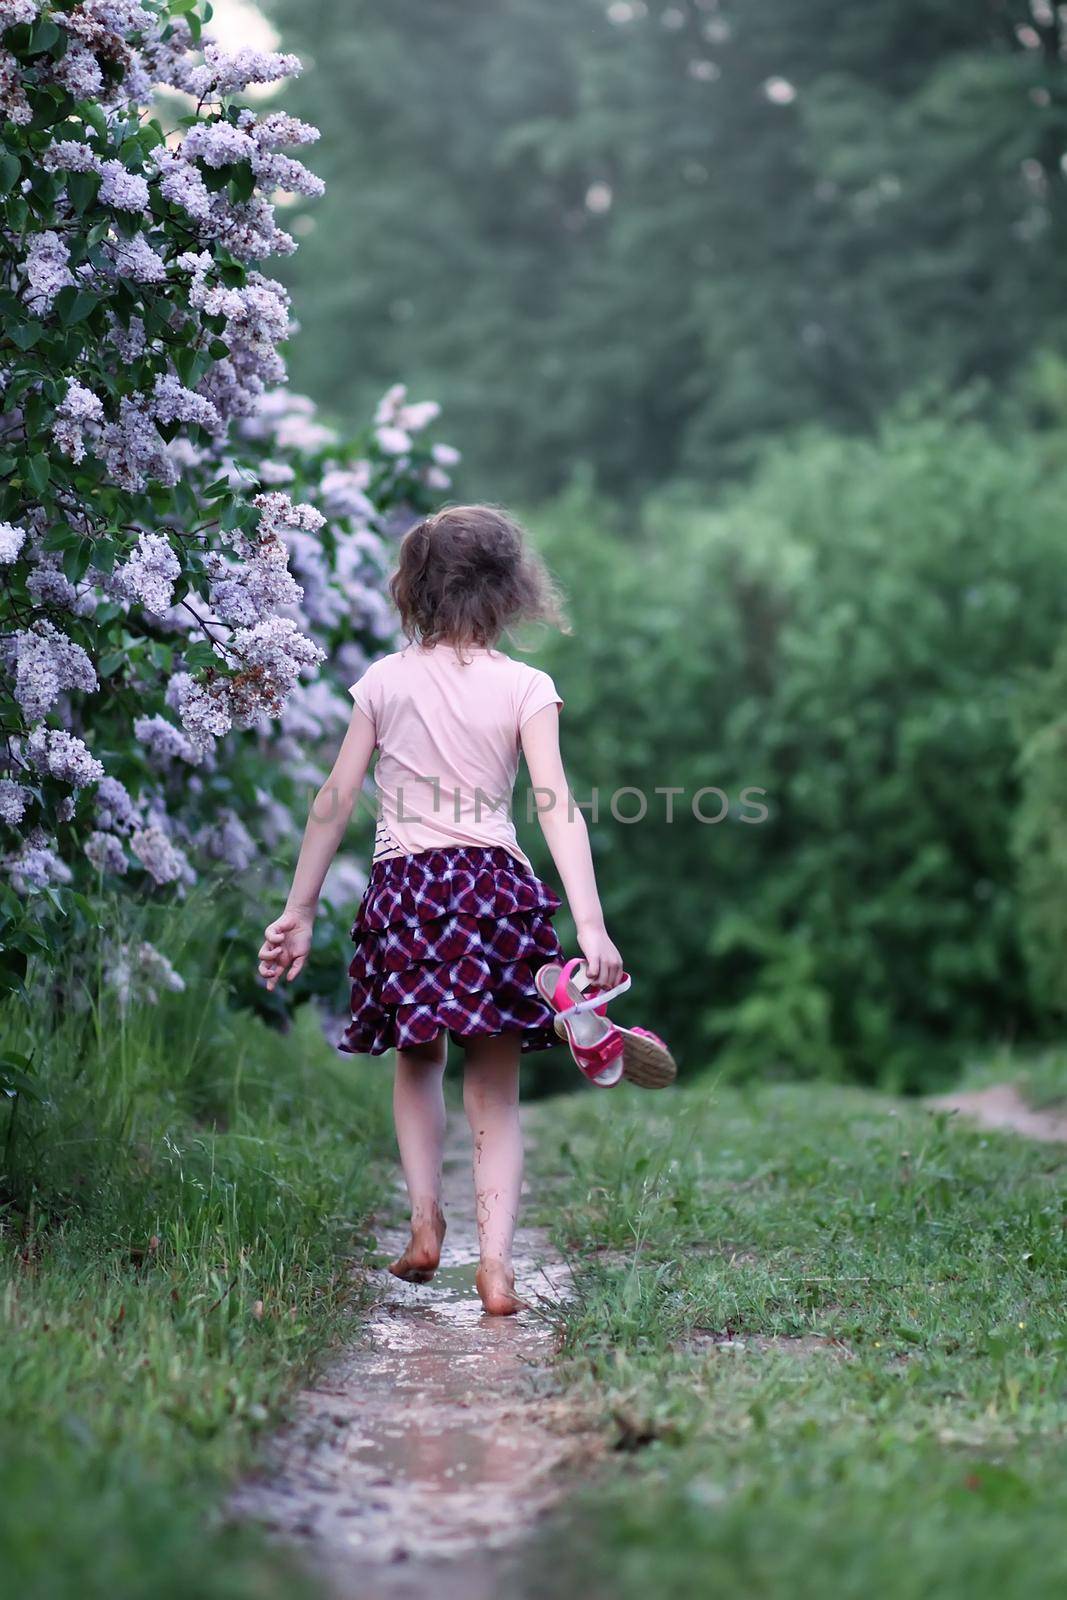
[349,642,563,871]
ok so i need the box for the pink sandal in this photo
[534,957,627,1087]
[537,959,678,1090]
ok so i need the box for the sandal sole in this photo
[620,1030,677,1090]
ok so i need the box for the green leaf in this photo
[43,523,80,551]
[228,160,256,203]
[0,1058,42,1101]
[98,650,126,678]
[66,169,101,215]
[0,151,21,193]
[9,321,43,351]
[61,538,94,583]
[65,289,101,326]
[183,641,218,669]
[25,452,49,493]
[27,17,61,54]
[76,98,107,141]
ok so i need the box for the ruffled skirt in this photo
[338,844,566,1056]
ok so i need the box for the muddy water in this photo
[232,1121,588,1600]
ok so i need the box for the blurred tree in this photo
[521,403,1067,1088]
[263,0,1067,498]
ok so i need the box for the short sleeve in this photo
[348,661,380,734]
[517,667,564,730]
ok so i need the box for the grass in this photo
[525,1074,1067,1600]
[0,892,393,1600]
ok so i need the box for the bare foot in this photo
[476,1259,524,1316]
[389,1206,446,1284]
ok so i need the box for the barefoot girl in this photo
[258,505,623,1316]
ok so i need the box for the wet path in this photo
[233,1118,590,1599]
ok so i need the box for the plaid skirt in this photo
[337,843,566,1056]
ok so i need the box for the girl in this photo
[258,504,623,1317]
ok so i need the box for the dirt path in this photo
[928,1082,1067,1143]
[231,1116,592,1600]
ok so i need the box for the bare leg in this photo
[389,1034,448,1282]
[463,1032,524,1316]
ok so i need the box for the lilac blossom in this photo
[320,468,375,522]
[251,149,325,199]
[84,830,129,875]
[14,621,98,721]
[106,313,147,362]
[26,560,79,609]
[0,2,40,28]
[196,808,257,872]
[321,854,369,908]
[252,112,319,151]
[133,713,201,769]
[43,139,101,174]
[173,677,234,747]
[0,9,451,951]
[375,424,411,455]
[112,530,181,613]
[253,491,325,541]
[130,824,192,887]
[52,41,105,100]
[186,45,302,99]
[156,148,212,220]
[152,373,221,433]
[0,522,26,563]
[257,460,295,485]
[204,194,296,262]
[226,615,325,725]
[23,230,73,313]
[0,780,30,826]
[181,120,257,168]
[52,379,105,463]
[94,776,139,835]
[25,727,105,789]
[105,939,186,1008]
[99,158,150,211]
[110,233,167,283]
[0,48,32,125]
[101,396,176,491]
[206,545,302,626]
[8,835,73,895]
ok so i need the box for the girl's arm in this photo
[520,703,624,988]
[258,707,376,991]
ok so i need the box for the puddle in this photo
[232,1120,592,1599]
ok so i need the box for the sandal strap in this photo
[573,1030,624,1073]
[555,969,632,1022]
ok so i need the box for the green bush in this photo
[1012,637,1067,1018]
[525,404,1067,1088]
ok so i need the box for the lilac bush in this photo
[0,2,454,1006]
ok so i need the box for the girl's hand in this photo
[259,908,314,991]
[577,922,624,991]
